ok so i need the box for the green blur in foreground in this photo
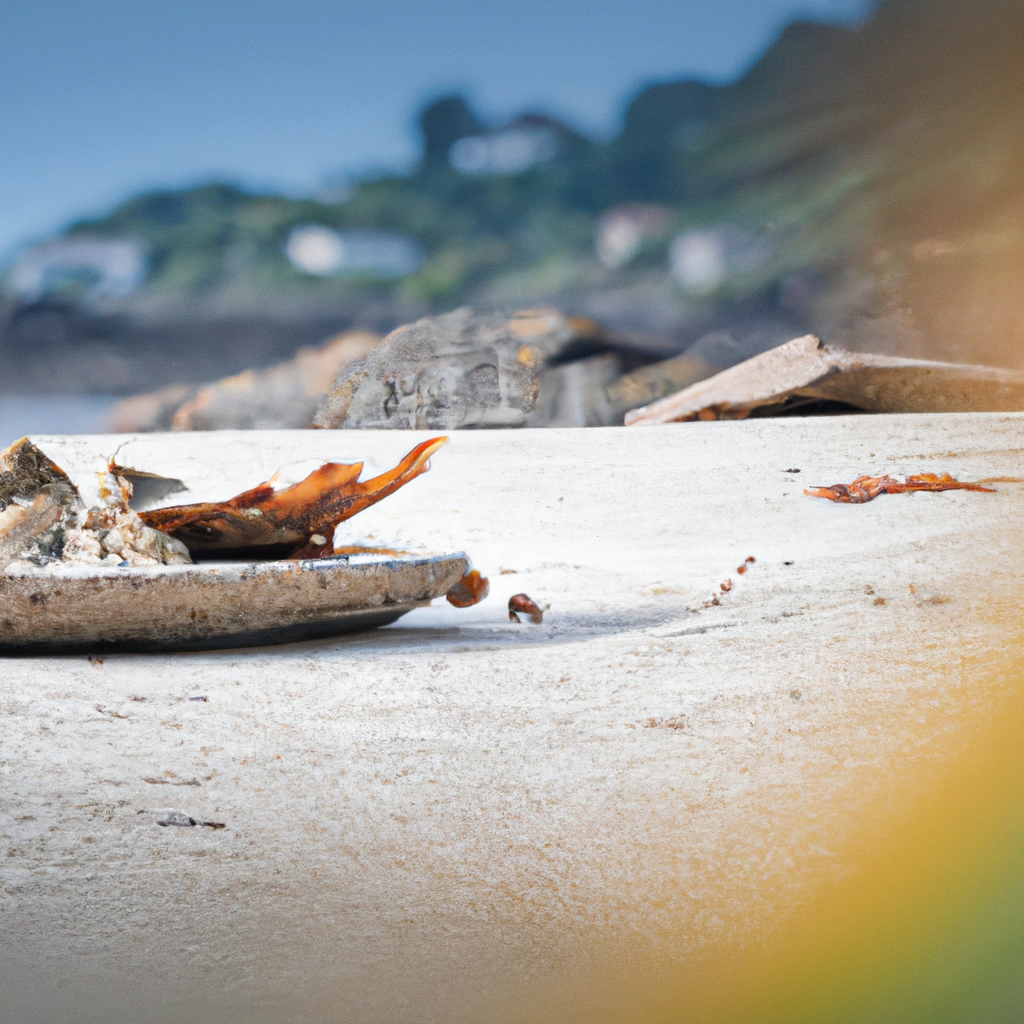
[528,609,1024,1024]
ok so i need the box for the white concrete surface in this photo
[2,415,1022,1023]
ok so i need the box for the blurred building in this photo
[595,203,671,269]
[669,227,772,294]
[448,115,566,176]
[9,236,148,302]
[284,226,424,279]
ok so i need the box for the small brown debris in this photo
[720,579,733,593]
[645,715,687,730]
[446,570,490,608]
[508,593,543,624]
[88,655,104,666]
[95,705,128,719]
[805,473,995,503]
[745,556,756,564]
[874,597,887,606]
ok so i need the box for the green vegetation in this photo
[32,0,1024,367]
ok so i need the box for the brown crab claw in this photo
[140,436,448,561]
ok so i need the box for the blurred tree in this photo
[417,95,486,171]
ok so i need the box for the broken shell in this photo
[508,593,544,624]
[0,551,469,654]
[445,569,490,608]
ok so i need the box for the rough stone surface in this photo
[171,330,380,430]
[313,307,609,429]
[106,331,381,432]
[626,334,1024,425]
[1,416,1022,1022]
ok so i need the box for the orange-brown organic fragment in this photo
[140,436,447,560]
[805,473,995,504]
[508,593,543,624]
[447,570,490,608]
[446,570,490,608]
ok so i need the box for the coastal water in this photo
[0,394,120,439]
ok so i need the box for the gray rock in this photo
[313,307,609,429]
[527,354,622,427]
[605,352,718,419]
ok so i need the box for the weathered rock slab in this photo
[313,307,614,429]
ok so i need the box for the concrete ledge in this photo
[2,414,1022,1023]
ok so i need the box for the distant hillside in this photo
[3,0,1023,392]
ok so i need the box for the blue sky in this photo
[0,0,875,261]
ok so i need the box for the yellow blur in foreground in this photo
[515,604,1024,1024]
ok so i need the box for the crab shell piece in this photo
[140,436,447,561]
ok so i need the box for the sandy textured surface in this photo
[2,416,1022,1023]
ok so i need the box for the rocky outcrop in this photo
[313,308,617,429]
[106,330,380,432]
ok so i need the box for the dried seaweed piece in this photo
[140,436,447,561]
[805,473,996,503]
[508,593,543,624]
[446,570,490,608]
